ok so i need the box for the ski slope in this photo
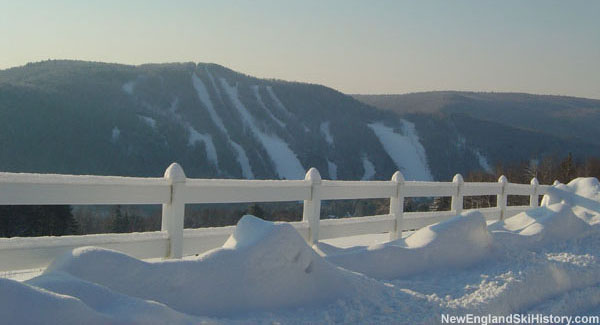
[192,73,254,178]
[219,78,305,180]
[368,121,433,181]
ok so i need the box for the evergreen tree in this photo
[111,205,130,233]
[245,203,266,219]
[559,153,576,183]
[0,205,77,237]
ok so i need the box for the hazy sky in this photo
[1,0,599,98]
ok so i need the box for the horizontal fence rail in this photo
[0,163,552,273]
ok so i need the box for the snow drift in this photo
[2,216,387,323]
[322,211,492,279]
[490,203,592,250]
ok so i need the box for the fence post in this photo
[302,168,321,245]
[389,171,405,241]
[162,163,186,258]
[451,173,464,215]
[530,177,539,207]
[497,175,508,220]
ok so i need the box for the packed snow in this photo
[475,150,493,174]
[204,67,224,104]
[229,141,254,179]
[266,86,292,117]
[122,81,135,95]
[2,178,600,323]
[252,85,286,128]
[327,160,338,180]
[187,126,218,167]
[110,126,120,143]
[192,73,228,134]
[361,155,376,180]
[220,78,305,180]
[320,122,334,146]
[368,121,433,181]
[192,73,254,178]
[137,115,156,129]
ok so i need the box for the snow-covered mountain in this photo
[355,92,600,180]
[0,61,433,180]
[2,61,598,181]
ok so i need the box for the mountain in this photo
[1,61,598,182]
[354,92,600,179]
[0,60,432,181]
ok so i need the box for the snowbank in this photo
[323,211,492,279]
[541,177,600,225]
[490,203,591,249]
[10,216,382,322]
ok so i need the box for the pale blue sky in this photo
[1,0,599,98]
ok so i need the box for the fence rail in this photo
[0,163,552,272]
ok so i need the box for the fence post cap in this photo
[452,173,464,184]
[498,175,508,184]
[530,177,539,186]
[305,167,321,184]
[391,171,405,183]
[164,163,186,183]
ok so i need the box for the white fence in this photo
[0,163,551,272]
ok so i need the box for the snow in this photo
[327,160,338,180]
[368,121,434,181]
[220,78,305,180]
[320,122,334,146]
[204,67,224,104]
[192,73,227,134]
[475,150,493,173]
[192,73,254,178]
[361,155,376,180]
[2,178,600,323]
[187,126,218,167]
[252,85,285,128]
[122,81,135,95]
[137,115,156,129]
[323,211,492,279]
[229,141,254,179]
[3,216,383,322]
[110,126,120,143]
[266,86,292,117]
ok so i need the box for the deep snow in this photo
[2,178,600,324]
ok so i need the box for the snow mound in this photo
[490,203,591,249]
[324,211,492,279]
[38,216,366,317]
[0,278,110,324]
[542,177,600,225]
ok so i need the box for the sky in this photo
[1,0,599,99]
